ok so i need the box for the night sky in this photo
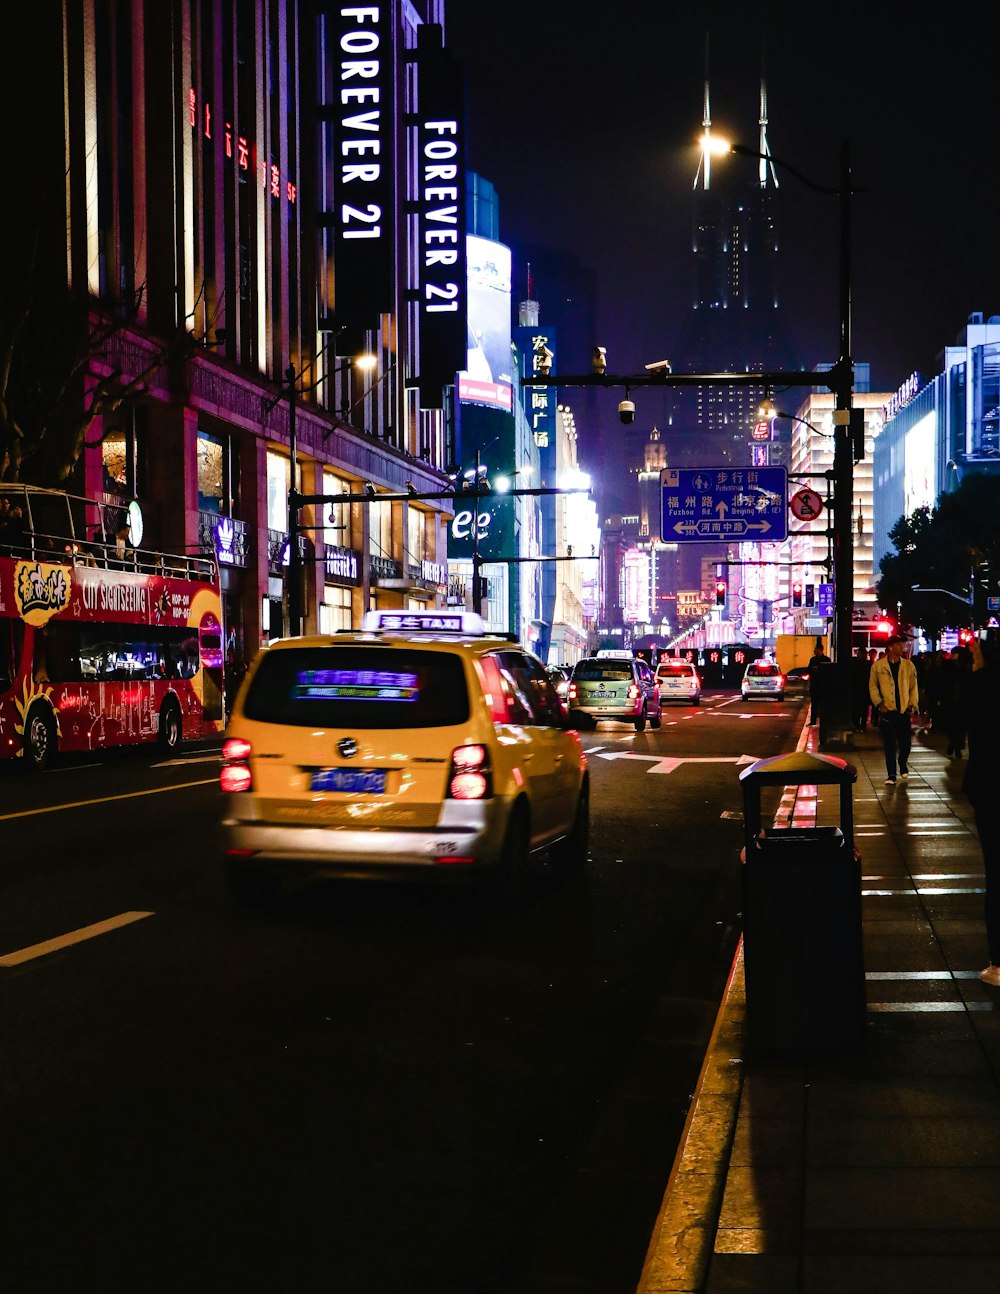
[445,4,998,474]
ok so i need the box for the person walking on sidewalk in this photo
[959,636,1000,985]
[808,643,830,724]
[941,644,973,758]
[851,647,872,730]
[870,634,919,785]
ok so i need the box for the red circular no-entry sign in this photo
[789,487,824,521]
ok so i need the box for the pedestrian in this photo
[810,651,836,746]
[807,642,830,725]
[851,647,872,730]
[940,645,973,758]
[870,634,920,785]
[2,504,27,553]
[922,648,950,736]
[960,636,1000,985]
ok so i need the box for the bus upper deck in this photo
[0,484,216,582]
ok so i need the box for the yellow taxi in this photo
[219,610,589,902]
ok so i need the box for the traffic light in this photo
[792,581,803,608]
[805,583,815,607]
[715,580,727,606]
[958,627,975,646]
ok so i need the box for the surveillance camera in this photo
[618,398,635,424]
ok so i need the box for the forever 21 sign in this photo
[328,4,395,327]
[414,24,467,407]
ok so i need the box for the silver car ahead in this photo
[567,656,661,731]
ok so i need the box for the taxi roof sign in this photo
[361,610,487,635]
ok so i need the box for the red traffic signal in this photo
[715,580,727,606]
[792,582,803,608]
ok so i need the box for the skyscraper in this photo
[665,51,804,591]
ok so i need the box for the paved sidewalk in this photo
[637,720,1000,1294]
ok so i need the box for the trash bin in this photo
[739,751,865,1052]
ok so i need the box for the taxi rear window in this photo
[574,663,632,682]
[748,664,780,676]
[241,647,469,728]
[658,665,692,678]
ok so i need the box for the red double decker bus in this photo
[0,486,224,769]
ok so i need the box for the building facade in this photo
[11,1,470,687]
[873,313,1000,581]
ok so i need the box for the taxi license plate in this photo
[591,690,615,698]
[311,768,387,793]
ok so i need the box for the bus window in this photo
[39,622,82,683]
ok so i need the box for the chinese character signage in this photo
[660,467,788,543]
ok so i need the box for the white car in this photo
[655,659,702,706]
[741,660,786,701]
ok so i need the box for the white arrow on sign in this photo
[593,752,760,774]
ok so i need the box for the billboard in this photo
[457,235,513,411]
[904,413,936,518]
[622,548,651,623]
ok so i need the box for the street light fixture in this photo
[911,583,973,606]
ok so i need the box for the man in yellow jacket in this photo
[869,634,920,785]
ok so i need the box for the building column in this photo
[145,404,198,555]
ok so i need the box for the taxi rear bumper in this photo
[220,796,512,875]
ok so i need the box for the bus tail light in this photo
[221,737,252,792]
[447,743,491,800]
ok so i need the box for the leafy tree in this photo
[0,238,203,486]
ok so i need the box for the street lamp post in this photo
[464,452,489,618]
[286,363,303,638]
[830,139,856,745]
[729,138,856,742]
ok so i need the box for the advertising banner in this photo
[457,236,513,412]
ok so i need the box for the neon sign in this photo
[187,89,297,206]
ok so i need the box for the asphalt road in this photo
[0,689,807,1293]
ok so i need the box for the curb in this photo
[635,716,816,1293]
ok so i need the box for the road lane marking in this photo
[0,911,154,968]
[592,752,762,773]
[0,778,218,822]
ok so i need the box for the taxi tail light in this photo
[447,743,492,800]
[567,682,578,702]
[627,683,639,700]
[221,737,253,793]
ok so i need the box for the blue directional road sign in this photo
[660,466,788,543]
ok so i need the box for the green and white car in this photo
[567,654,661,731]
